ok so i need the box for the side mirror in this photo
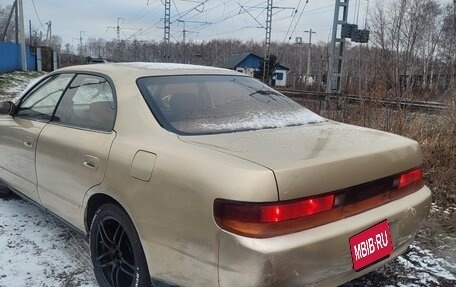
[0,101,16,115]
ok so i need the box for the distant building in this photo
[223,52,290,87]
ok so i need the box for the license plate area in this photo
[349,220,393,271]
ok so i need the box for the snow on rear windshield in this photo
[137,75,324,135]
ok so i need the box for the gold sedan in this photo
[0,63,431,287]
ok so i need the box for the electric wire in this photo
[283,0,302,41]
[31,0,46,31]
[288,0,309,42]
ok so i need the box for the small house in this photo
[223,52,289,87]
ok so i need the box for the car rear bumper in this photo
[217,185,432,287]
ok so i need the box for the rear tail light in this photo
[214,167,424,238]
[214,194,338,238]
[391,168,424,199]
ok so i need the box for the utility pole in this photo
[45,21,52,46]
[304,29,316,86]
[79,31,84,56]
[178,20,186,63]
[17,0,27,71]
[262,0,273,83]
[1,0,16,42]
[15,0,19,43]
[163,0,171,62]
[106,18,125,43]
[328,0,350,93]
[29,20,32,46]
[117,18,124,42]
[176,20,201,63]
[294,37,304,88]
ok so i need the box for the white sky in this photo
[0,0,452,46]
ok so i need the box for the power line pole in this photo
[29,19,32,46]
[163,0,171,61]
[1,1,16,42]
[262,0,273,83]
[79,31,84,49]
[328,0,350,93]
[178,20,186,63]
[294,37,304,88]
[176,20,201,63]
[117,17,124,42]
[178,20,186,45]
[304,28,316,86]
[107,18,125,43]
[79,31,84,56]
[45,21,52,46]
[15,0,19,43]
[17,0,27,71]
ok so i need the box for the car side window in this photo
[16,74,74,121]
[53,74,115,132]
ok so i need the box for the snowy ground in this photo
[0,195,454,287]
[0,72,455,287]
[0,194,97,287]
[0,71,45,102]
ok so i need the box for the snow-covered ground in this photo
[0,72,454,287]
[0,195,454,287]
[0,71,45,102]
[0,195,97,287]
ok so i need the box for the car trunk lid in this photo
[179,121,422,201]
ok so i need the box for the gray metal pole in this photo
[263,0,273,84]
[328,1,339,93]
[29,19,32,46]
[116,18,124,43]
[17,0,27,71]
[163,0,171,61]
[15,0,19,44]
[1,1,16,42]
[49,21,52,46]
[304,29,316,86]
[328,0,349,93]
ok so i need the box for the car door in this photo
[0,74,74,202]
[36,74,116,228]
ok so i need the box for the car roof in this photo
[57,62,241,79]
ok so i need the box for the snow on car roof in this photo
[57,62,239,78]
[118,62,226,71]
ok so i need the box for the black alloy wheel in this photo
[90,204,151,287]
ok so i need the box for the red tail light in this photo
[391,168,424,199]
[260,195,335,222]
[398,168,423,188]
[214,167,424,238]
[214,194,336,238]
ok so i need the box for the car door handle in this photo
[24,136,34,148]
[83,155,99,170]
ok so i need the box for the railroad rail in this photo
[277,89,448,112]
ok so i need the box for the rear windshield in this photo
[137,75,324,135]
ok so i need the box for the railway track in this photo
[277,89,448,112]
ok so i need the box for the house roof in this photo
[223,53,252,69]
[223,52,290,71]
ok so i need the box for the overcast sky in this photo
[0,0,452,46]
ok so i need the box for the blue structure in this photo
[223,52,290,86]
[0,42,37,73]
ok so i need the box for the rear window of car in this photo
[137,75,324,135]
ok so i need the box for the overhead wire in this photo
[31,0,46,31]
[283,0,302,41]
[288,0,309,42]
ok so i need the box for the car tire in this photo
[89,203,151,287]
[0,182,11,198]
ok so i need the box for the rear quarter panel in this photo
[82,76,278,287]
